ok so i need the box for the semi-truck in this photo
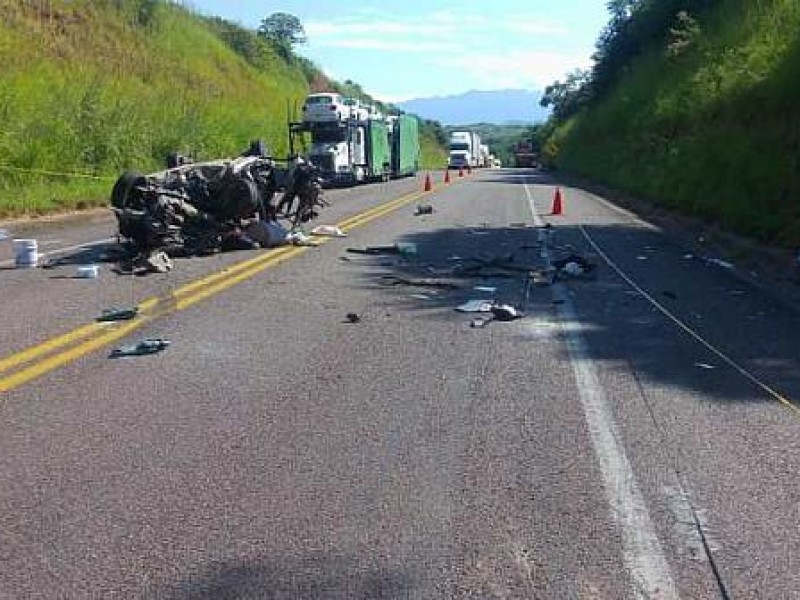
[513,141,537,168]
[289,119,390,184]
[448,131,482,169]
[291,93,419,185]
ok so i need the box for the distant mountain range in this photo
[397,89,550,125]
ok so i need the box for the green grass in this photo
[420,130,448,170]
[0,1,309,217]
[547,0,800,246]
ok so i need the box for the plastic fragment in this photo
[456,300,495,313]
[694,362,716,370]
[310,225,347,237]
[490,304,524,321]
[96,307,139,322]
[109,338,169,358]
[706,258,734,270]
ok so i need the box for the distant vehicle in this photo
[448,131,481,169]
[343,97,369,121]
[513,141,537,168]
[301,93,348,123]
[479,144,490,168]
[293,92,419,185]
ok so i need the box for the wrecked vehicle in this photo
[110,143,326,269]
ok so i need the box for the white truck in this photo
[479,144,490,168]
[448,131,482,169]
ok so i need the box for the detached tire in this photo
[110,170,145,209]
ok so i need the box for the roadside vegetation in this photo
[540,0,800,246]
[0,1,446,217]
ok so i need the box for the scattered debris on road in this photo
[705,257,735,270]
[456,299,495,313]
[345,312,361,323]
[694,362,716,370]
[470,317,492,328]
[347,243,417,257]
[310,225,347,237]
[474,286,497,293]
[552,254,597,279]
[75,265,99,279]
[414,204,434,216]
[380,275,461,289]
[490,303,524,321]
[662,291,678,300]
[96,307,139,322]
[109,338,170,358]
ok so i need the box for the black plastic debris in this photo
[490,304,524,321]
[414,204,434,216]
[662,291,677,300]
[345,313,361,323]
[109,338,170,358]
[96,307,139,322]
[346,243,417,257]
[380,275,461,289]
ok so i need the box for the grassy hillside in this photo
[0,1,446,217]
[0,0,312,216]
[545,0,800,246]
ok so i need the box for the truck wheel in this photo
[110,170,145,209]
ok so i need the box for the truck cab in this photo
[448,131,475,169]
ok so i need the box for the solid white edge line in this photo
[524,182,679,599]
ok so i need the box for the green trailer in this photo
[390,115,420,178]
[366,120,391,181]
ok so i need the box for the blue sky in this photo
[187,1,610,102]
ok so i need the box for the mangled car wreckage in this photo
[111,143,325,272]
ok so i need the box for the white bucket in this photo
[13,239,38,268]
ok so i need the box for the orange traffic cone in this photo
[458,166,464,178]
[551,188,563,215]
[423,172,432,192]
[444,169,451,184]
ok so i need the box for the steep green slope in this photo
[0,2,447,217]
[0,1,312,216]
[546,0,800,245]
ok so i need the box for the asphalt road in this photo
[1,169,799,598]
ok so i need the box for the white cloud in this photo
[318,37,458,53]
[304,10,569,49]
[432,50,593,89]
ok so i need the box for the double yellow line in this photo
[0,185,435,393]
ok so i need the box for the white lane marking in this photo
[0,237,114,268]
[524,182,679,599]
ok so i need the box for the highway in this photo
[1,169,799,598]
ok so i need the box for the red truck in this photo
[513,141,537,168]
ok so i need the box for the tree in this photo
[258,12,306,60]
[540,69,592,120]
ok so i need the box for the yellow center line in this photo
[0,186,431,393]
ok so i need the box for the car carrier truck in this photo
[291,93,420,185]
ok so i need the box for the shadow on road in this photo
[153,556,412,599]
[341,219,800,406]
